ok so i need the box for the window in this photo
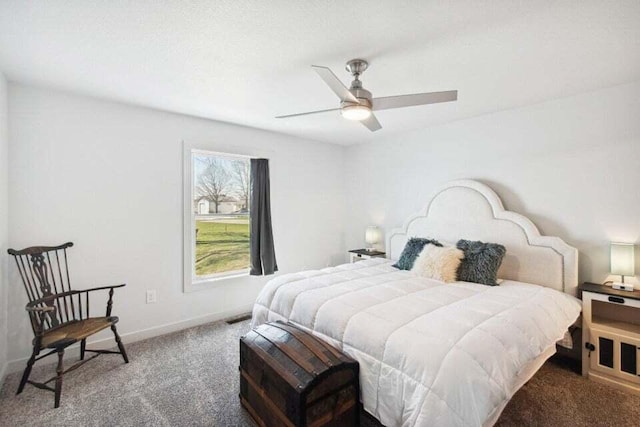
[184,148,250,290]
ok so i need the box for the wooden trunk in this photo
[239,321,360,427]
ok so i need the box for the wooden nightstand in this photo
[581,282,640,395]
[348,249,386,263]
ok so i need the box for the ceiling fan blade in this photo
[373,90,457,111]
[361,113,382,132]
[311,65,359,103]
[275,107,341,119]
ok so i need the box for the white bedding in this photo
[251,258,581,427]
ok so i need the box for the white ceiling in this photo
[0,1,639,145]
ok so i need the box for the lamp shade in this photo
[610,242,635,276]
[365,226,382,246]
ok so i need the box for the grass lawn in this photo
[195,217,249,276]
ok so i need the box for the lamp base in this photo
[612,282,635,292]
[365,247,376,252]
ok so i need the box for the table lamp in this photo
[610,242,635,291]
[365,226,382,252]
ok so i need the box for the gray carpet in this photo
[0,320,255,426]
[0,319,638,426]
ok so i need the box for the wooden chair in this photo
[7,242,129,408]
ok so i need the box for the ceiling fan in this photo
[276,59,458,132]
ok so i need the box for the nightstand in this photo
[581,282,640,395]
[348,249,386,263]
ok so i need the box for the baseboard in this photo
[0,361,7,388]
[3,304,254,376]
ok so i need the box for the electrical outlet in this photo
[146,289,157,304]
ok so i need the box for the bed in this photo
[251,180,582,427]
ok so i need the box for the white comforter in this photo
[251,259,581,427]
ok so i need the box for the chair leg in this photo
[111,324,129,363]
[80,339,86,361]
[54,350,64,408]
[17,348,38,395]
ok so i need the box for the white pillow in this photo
[412,244,464,283]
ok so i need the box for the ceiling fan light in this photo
[341,104,371,121]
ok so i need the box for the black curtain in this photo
[250,159,278,275]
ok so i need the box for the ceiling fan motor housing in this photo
[342,87,372,109]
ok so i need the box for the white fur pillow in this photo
[411,244,465,283]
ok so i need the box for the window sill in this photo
[185,269,250,292]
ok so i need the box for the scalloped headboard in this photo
[386,180,578,296]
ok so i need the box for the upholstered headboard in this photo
[387,180,578,296]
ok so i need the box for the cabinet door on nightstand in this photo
[590,328,640,385]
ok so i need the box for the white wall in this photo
[0,72,8,380]
[6,84,345,366]
[345,81,640,286]
[6,79,639,371]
